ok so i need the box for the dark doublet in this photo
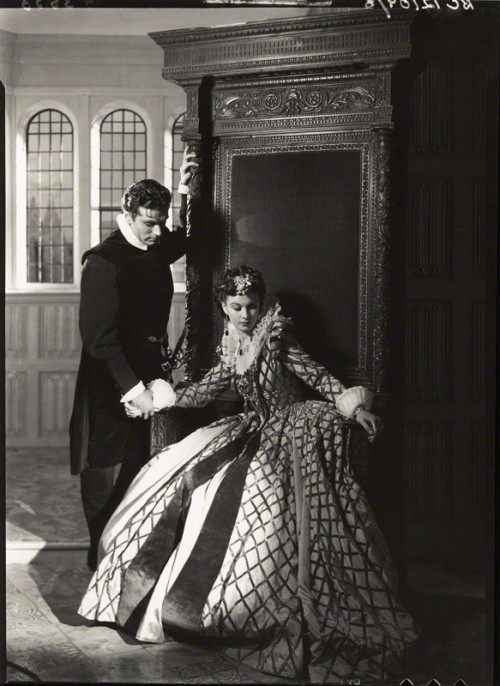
[69,222,186,475]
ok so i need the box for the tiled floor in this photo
[6,550,288,684]
[6,448,88,545]
[5,448,491,684]
[6,551,489,685]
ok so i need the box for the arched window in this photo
[26,109,74,283]
[99,109,147,240]
[170,111,186,285]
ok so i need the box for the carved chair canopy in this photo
[150,10,413,403]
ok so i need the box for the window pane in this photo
[26,109,74,283]
[61,171,72,189]
[100,151,112,169]
[61,190,73,208]
[60,211,71,229]
[98,109,147,240]
[100,170,111,187]
[112,188,123,208]
[123,170,135,188]
[134,152,146,171]
[100,189,111,206]
[123,151,134,169]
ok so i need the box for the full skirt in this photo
[79,400,418,683]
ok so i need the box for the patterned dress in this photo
[78,300,418,684]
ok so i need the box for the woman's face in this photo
[222,292,261,336]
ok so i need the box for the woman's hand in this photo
[354,408,384,443]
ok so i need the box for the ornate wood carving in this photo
[370,126,392,397]
[183,139,203,381]
[151,10,413,418]
[405,300,452,400]
[404,422,453,520]
[406,178,453,278]
[215,133,372,383]
[150,11,412,81]
[183,86,202,139]
[213,80,375,124]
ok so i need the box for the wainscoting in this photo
[5,291,186,448]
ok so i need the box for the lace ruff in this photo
[218,295,290,372]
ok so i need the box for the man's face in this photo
[126,206,169,246]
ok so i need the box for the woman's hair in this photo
[214,265,266,315]
[121,179,172,218]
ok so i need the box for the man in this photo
[70,149,197,570]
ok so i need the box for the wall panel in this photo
[5,292,186,447]
[5,371,28,439]
[405,300,452,400]
[404,422,453,520]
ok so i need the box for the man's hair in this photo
[121,179,172,218]
[214,264,266,315]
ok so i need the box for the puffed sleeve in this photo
[79,254,140,395]
[174,361,233,408]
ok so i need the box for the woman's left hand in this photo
[355,408,384,443]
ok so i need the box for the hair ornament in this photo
[233,274,254,295]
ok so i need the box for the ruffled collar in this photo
[116,213,148,251]
[218,295,285,369]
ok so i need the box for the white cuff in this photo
[121,381,145,403]
[336,386,373,419]
[147,379,176,411]
[177,182,189,194]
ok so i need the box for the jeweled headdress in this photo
[214,265,266,315]
[232,274,254,295]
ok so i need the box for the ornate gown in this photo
[78,301,418,684]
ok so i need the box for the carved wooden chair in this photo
[148,10,413,497]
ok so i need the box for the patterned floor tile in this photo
[9,641,92,672]
[36,661,114,683]
[5,535,488,684]
[6,448,88,544]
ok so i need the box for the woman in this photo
[79,265,418,684]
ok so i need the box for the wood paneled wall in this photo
[5,292,185,448]
[401,26,496,556]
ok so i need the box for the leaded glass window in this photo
[26,109,74,283]
[99,109,147,240]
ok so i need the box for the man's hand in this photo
[179,147,199,187]
[129,388,155,419]
[354,408,384,443]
